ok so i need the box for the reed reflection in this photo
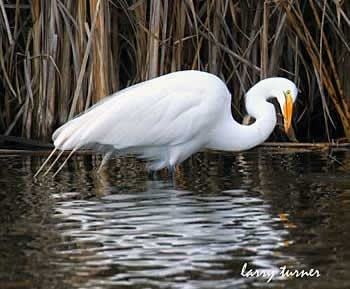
[49,151,299,288]
[1,150,350,289]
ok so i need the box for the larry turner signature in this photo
[240,263,320,283]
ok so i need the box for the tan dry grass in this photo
[0,0,349,141]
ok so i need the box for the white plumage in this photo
[36,70,297,177]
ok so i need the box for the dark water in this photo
[1,148,350,289]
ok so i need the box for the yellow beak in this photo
[283,91,293,133]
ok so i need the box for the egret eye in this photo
[284,89,291,98]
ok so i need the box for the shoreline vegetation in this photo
[0,134,349,153]
[0,1,350,145]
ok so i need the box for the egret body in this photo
[35,70,297,177]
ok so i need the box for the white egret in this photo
[35,70,297,178]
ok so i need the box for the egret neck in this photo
[207,88,277,151]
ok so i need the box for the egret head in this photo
[282,89,293,133]
[245,77,298,134]
[274,80,298,134]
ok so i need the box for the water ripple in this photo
[51,185,290,288]
[2,150,350,289]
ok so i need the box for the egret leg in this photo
[97,151,112,173]
[148,170,157,180]
[167,165,176,184]
[34,147,58,178]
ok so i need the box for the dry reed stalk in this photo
[132,0,147,80]
[57,0,72,124]
[148,0,160,78]
[186,0,200,70]
[159,0,168,75]
[190,12,207,69]
[90,0,108,103]
[0,15,11,127]
[309,0,350,124]
[227,0,262,90]
[106,3,119,92]
[0,0,14,45]
[210,0,221,74]
[1,0,350,142]
[30,0,41,138]
[45,0,58,138]
[68,0,101,120]
[268,10,288,76]
[335,1,350,106]
[0,35,16,105]
[260,0,269,79]
[173,1,186,71]
[281,0,350,138]
[23,49,33,138]
[73,0,88,114]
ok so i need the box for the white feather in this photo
[50,70,297,171]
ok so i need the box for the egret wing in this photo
[53,81,218,152]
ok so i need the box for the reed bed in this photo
[0,0,349,142]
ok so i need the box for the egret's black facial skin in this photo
[267,97,286,132]
[266,96,278,106]
[267,97,288,141]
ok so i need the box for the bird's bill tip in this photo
[283,91,293,133]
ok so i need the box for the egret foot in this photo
[167,165,177,184]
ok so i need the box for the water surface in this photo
[1,148,350,289]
